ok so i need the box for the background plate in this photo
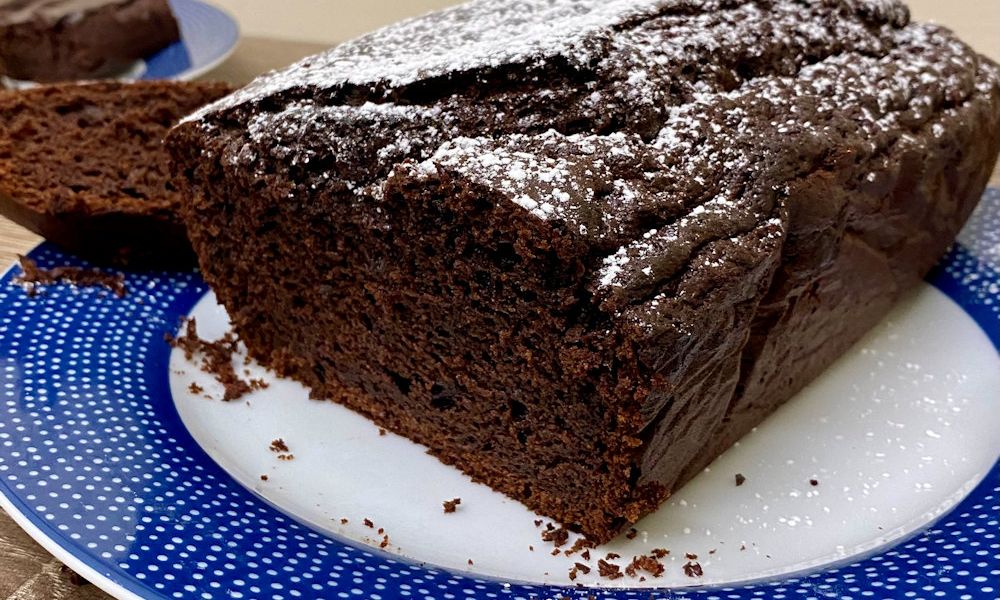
[0,0,238,89]
[0,189,998,599]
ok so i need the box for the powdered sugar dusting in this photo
[417,131,647,225]
[185,0,670,123]
[391,14,996,298]
[599,244,635,287]
[183,0,920,125]
[180,0,998,309]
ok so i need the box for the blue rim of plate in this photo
[140,0,239,82]
[0,189,997,600]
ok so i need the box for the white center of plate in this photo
[169,283,1000,588]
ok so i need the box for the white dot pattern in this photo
[0,188,997,600]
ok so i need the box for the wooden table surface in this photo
[1,8,999,599]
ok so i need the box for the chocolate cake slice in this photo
[0,80,232,267]
[0,0,181,82]
[168,0,1000,543]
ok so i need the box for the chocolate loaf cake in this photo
[169,0,1000,543]
[0,0,180,82]
[0,80,232,267]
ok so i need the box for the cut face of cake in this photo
[168,0,1000,543]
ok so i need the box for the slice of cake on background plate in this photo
[0,0,180,83]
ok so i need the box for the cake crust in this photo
[169,0,1000,543]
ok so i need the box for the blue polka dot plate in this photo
[0,189,998,600]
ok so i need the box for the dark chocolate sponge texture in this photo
[0,0,180,82]
[169,0,1000,543]
[0,80,233,267]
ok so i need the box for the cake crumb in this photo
[581,549,591,561]
[683,561,704,578]
[167,317,267,402]
[541,526,569,547]
[443,497,461,513]
[565,537,594,556]
[188,382,204,394]
[340,518,349,525]
[528,545,534,551]
[467,559,474,565]
[379,535,389,548]
[685,553,698,560]
[625,527,638,539]
[259,474,268,481]
[625,554,664,578]
[709,548,717,555]
[270,439,293,460]
[363,518,374,528]
[810,478,819,486]
[650,548,669,559]
[16,255,126,298]
[378,428,387,436]
[568,562,591,581]
[605,552,621,560]
[551,548,561,556]
[735,473,746,486]
[533,519,543,527]
[597,559,623,580]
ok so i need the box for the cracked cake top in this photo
[181,0,998,306]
